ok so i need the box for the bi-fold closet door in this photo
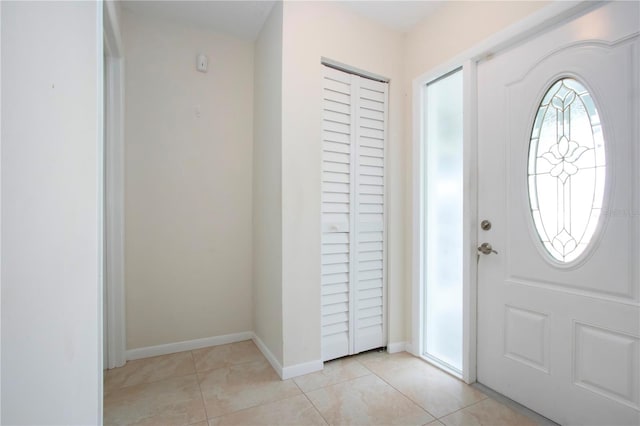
[321,65,388,362]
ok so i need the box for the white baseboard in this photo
[125,331,253,361]
[282,359,323,380]
[124,330,323,381]
[251,333,323,380]
[405,342,415,355]
[251,333,283,378]
[387,341,409,354]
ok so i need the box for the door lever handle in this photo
[478,242,498,255]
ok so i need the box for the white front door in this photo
[477,3,639,425]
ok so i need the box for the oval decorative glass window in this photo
[528,78,606,263]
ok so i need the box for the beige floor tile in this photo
[198,359,301,418]
[359,352,487,418]
[192,340,264,373]
[440,398,541,426]
[104,351,196,394]
[425,421,445,426]
[294,356,371,392]
[103,374,206,426]
[208,394,327,426]
[306,374,435,426]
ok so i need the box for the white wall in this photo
[253,2,284,365]
[280,1,406,367]
[123,10,254,349]
[403,1,550,342]
[405,1,550,78]
[1,2,101,424]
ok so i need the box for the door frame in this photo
[104,0,126,370]
[411,0,600,384]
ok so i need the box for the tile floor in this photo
[104,340,552,425]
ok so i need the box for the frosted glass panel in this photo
[423,69,463,372]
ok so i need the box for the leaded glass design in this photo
[528,78,606,263]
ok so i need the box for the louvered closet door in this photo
[321,65,387,361]
[353,77,387,353]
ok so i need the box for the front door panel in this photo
[477,3,639,424]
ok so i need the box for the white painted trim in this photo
[252,333,323,380]
[461,60,478,385]
[404,342,414,355]
[321,57,389,83]
[411,69,424,362]
[387,341,408,353]
[0,1,4,420]
[96,2,105,423]
[104,55,126,369]
[104,1,123,58]
[381,78,390,355]
[251,333,283,378]
[124,330,323,381]
[126,331,253,361]
[103,0,126,370]
[411,0,598,386]
[282,359,323,380]
[420,354,464,381]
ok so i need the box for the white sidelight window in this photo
[321,64,388,362]
[422,68,464,373]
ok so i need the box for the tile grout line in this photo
[106,342,309,424]
[299,355,438,424]
[194,342,306,422]
[191,350,210,424]
[360,354,493,422]
[194,357,267,377]
[434,396,487,422]
[296,370,374,394]
[106,348,212,392]
[192,342,274,375]
[295,379,331,426]
[107,371,200,394]
[362,361,440,421]
[353,358,376,377]
[200,369,309,422]
[210,392,316,422]
[204,391,315,424]
[105,350,200,393]
[108,344,496,425]
[293,356,381,394]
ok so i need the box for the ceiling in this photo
[122,1,445,41]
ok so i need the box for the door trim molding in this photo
[411,0,601,384]
[321,57,390,83]
[104,0,126,370]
